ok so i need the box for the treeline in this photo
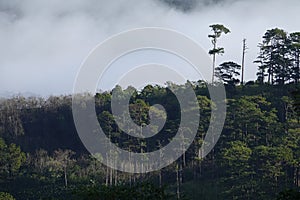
[0,26,299,199]
[0,82,299,199]
[256,29,300,85]
[208,25,300,86]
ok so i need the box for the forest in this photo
[0,25,300,200]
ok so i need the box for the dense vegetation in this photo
[0,26,299,199]
[0,83,299,199]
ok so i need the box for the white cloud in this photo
[0,0,299,95]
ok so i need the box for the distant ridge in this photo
[0,91,39,98]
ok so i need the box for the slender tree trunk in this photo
[212,40,216,83]
[159,170,162,187]
[114,169,118,186]
[176,164,180,200]
[180,159,183,186]
[199,159,202,177]
[241,39,247,85]
[110,167,113,186]
[130,175,132,186]
[106,153,109,186]
[271,67,274,85]
[296,166,300,187]
[268,67,271,84]
[296,53,300,84]
[183,152,186,168]
[64,167,68,187]
[192,160,196,180]
[212,126,215,179]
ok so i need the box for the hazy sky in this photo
[0,0,299,96]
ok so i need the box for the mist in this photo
[0,0,299,96]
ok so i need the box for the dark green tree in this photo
[0,192,15,200]
[0,138,26,177]
[255,28,292,85]
[290,32,300,84]
[215,61,241,86]
[220,141,253,199]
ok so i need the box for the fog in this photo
[0,0,299,96]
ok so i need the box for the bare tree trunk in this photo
[212,52,216,83]
[241,39,247,85]
[296,166,300,187]
[297,56,300,84]
[268,65,271,84]
[180,159,183,185]
[106,153,109,186]
[183,152,186,168]
[198,150,202,177]
[159,170,162,187]
[110,167,113,186]
[114,169,118,186]
[129,175,132,187]
[64,167,68,187]
[176,164,180,200]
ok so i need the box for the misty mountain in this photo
[0,91,38,99]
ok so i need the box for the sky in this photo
[0,0,299,96]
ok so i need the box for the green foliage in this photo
[208,24,230,56]
[0,138,26,177]
[255,28,300,85]
[215,61,241,85]
[0,192,15,200]
[220,141,252,199]
[0,83,300,200]
[291,87,300,119]
[208,24,231,41]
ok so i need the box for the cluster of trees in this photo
[0,25,299,199]
[208,25,300,86]
[0,82,299,199]
[0,138,25,178]
[218,94,299,199]
[256,29,300,85]
[0,138,172,199]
